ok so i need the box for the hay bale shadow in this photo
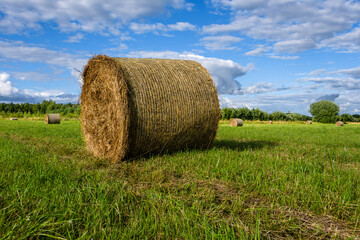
[213,139,278,151]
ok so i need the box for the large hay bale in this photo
[45,114,61,124]
[306,120,312,124]
[81,55,220,162]
[336,121,344,126]
[229,118,243,127]
[267,120,273,124]
[9,117,18,120]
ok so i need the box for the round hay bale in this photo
[336,121,344,126]
[9,117,18,120]
[229,118,243,127]
[306,120,312,124]
[81,55,220,162]
[267,120,273,124]
[45,114,61,124]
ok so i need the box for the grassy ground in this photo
[0,120,359,239]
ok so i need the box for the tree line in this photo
[221,101,359,123]
[220,107,313,121]
[0,101,80,118]
[0,100,359,122]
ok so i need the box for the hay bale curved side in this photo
[229,118,243,127]
[336,121,344,126]
[81,55,220,162]
[45,114,61,124]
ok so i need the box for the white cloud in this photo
[199,35,242,50]
[244,45,270,56]
[0,40,87,74]
[129,21,196,34]
[241,82,289,94]
[65,33,84,43]
[269,55,299,60]
[0,72,16,96]
[0,0,193,34]
[301,76,360,90]
[274,39,316,53]
[331,66,360,79]
[211,0,267,10]
[0,72,78,103]
[320,27,360,52]
[127,51,253,94]
[167,22,196,31]
[308,69,326,76]
[204,0,360,53]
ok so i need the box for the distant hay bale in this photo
[267,121,273,124]
[45,114,61,124]
[306,120,312,124]
[336,121,344,126]
[229,118,243,127]
[81,55,220,162]
[9,117,18,120]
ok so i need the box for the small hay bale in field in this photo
[229,118,243,127]
[45,114,61,124]
[9,117,18,120]
[336,121,344,126]
[81,55,220,162]
[267,120,273,124]
[306,120,312,124]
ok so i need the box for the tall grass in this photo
[0,120,359,239]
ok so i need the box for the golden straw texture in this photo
[81,55,220,162]
[336,121,344,126]
[45,114,60,124]
[229,118,243,127]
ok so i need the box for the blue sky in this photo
[0,0,360,115]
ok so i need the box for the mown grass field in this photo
[0,120,359,239]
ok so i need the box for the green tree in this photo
[309,100,339,123]
[340,113,354,123]
[269,111,287,121]
[220,107,235,120]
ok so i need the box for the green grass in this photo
[0,120,359,239]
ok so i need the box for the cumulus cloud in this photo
[199,35,242,50]
[204,0,360,53]
[0,72,16,96]
[0,72,78,103]
[127,51,253,94]
[0,0,193,34]
[129,21,196,34]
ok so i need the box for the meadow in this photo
[0,120,359,239]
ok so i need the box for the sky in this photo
[0,0,360,115]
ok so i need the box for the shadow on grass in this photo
[213,139,278,151]
[124,139,279,162]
